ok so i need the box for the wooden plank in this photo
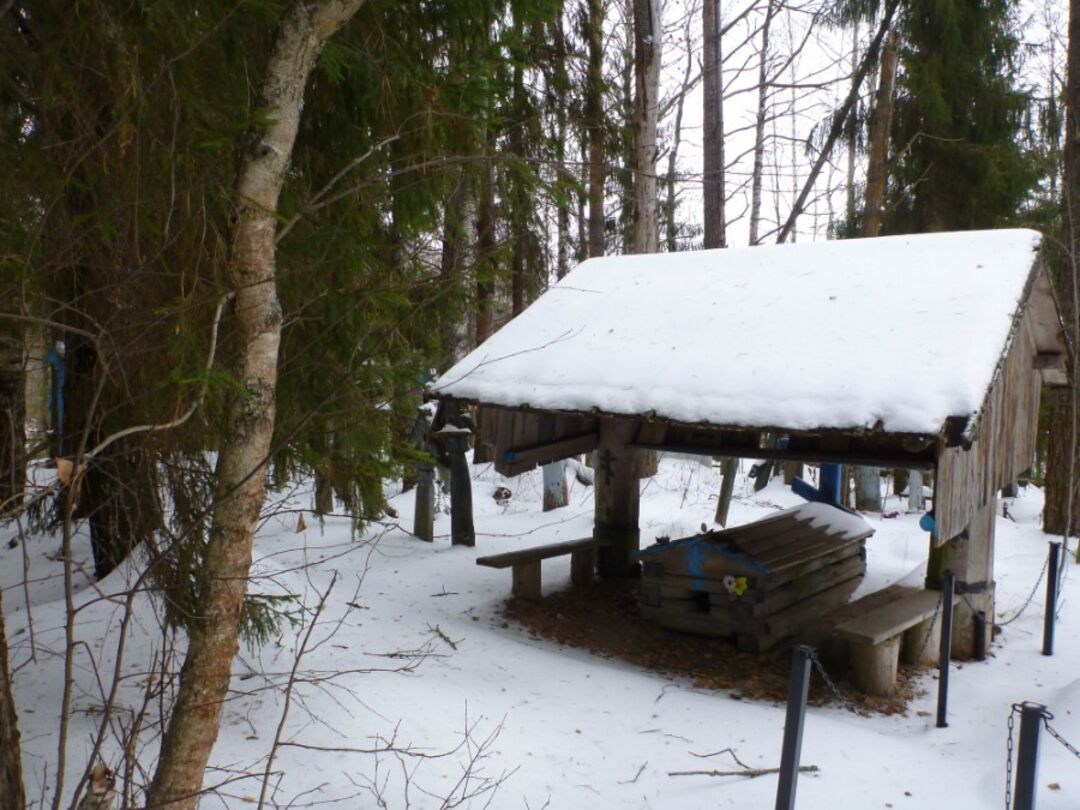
[750,556,866,617]
[763,574,863,639]
[767,540,866,586]
[630,441,935,470]
[477,537,602,569]
[835,589,959,646]
[502,431,599,470]
[595,418,642,577]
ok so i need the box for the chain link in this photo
[806,647,860,711]
[1005,704,1019,810]
[1044,716,1080,761]
[997,553,1051,628]
[913,589,944,665]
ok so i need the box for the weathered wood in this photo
[835,589,952,647]
[512,560,542,600]
[850,635,901,696]
[504,431,599,469]
[762,574,863,639]
[413,462,435,542]
[443,426,475,547]
[747,557,866,617]
[476,536,601,568]
[928,495,996,659]
[901,613,941,666]
[632,441,935,471]
[570,548,595,587]
[595,418,641,577]
[714,458,738,526]
[542,461,569,511]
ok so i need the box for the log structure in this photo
[431,229,1068,667]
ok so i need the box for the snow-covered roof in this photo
[434,229,1048,435]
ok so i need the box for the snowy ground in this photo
[3,455,1079,809]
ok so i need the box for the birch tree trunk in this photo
[702,0,726,250]
[145,2,365,806]
[631,0,661,254]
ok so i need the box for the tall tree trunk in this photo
[855,29,898,513]
[845,20,860,233]
[862,30,898,239]
[145,3,365,806]
[1045,0,1080,545]
[663,15,695,253]
[438,170,470,372]
[475,141,497,346]
[585,0,606,258]
[748,0,775,245]
[702,0,727,250]
[631,0,661,254]
[0,321,24,514]
[0,584,24,810]
[554,11,572,278]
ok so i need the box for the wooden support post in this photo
[714,458,738,526]
[928,496,995,659]
[850,637,900,696]
[907,469,924,513]
[542,460,569,511]
[594,418,641,577]
[512,560,542,600]
[440,425,475,547]
[413,458,435,542]
[570,548,595,588]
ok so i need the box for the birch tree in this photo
[145,2,366,805]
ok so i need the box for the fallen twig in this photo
[617,762,648,785]
[668,765,819,779]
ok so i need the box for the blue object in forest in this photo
[818,463,842,506]
[46,344,65,455]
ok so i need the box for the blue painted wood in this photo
[819,463,842,505]
[790,476,823,503]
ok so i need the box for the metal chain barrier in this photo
[806,647,862,712]
[997,553,1051,628]
[1044,713,1080,761]
[914,589,944,665]
[1005,704,1019,810]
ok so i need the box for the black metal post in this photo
[444,428,475,547]
[936,573,955,729]
[1043,542,1062,656]
[1014,702,1047,810]
[775,645,812,810]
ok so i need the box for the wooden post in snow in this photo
[927,495,996,659]
[594,418,641,577]
[441,424,475,547]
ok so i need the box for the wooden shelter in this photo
[432,229,1068,662]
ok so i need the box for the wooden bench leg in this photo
[901,614,941,667]
[512,560,542,600]
[850,636,900,697]
[570,549,594,588]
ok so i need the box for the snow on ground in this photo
[3,455,1079,809]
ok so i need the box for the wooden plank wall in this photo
[935,308,1042,542]
[475,404,599,476]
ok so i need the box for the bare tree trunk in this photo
[854,30,897,513]
[748,0,775,245]
[0,585,23,810]
[145,3,365,806]
[438,171,469,372]
[554,11,572,278]
[475,139,497,346]
[1045,0,1080,546]
[664,14,696,252]
[631,0,661,254]
[702,0,727,250]
[0,321,24,514]
[775,0,899,244]
[862,30,898,239]
[586,0,606,258]
[845,20,860,232]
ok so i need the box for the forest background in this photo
[0,0,1077,806]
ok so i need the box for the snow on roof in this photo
[434,229,1044,435]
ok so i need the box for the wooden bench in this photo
[476,537,604,600]
[835,589,959,696]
